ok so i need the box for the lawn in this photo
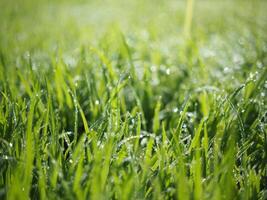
[0,0,266,199]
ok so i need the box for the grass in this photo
[0,0,267,199]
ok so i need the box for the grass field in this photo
[0,0,267,199]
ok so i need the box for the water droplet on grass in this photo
[150,65,157,72]
[256,61,263,68]
[223,67,230,73]
[173,108,178,113]
[141,138,148,146]
[166,68,170,75]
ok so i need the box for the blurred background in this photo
[0,0,266,95]
[1,0,266,55]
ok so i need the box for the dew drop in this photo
[173,108,178,113]
[141,138,148,146]
[151,65,157,72]
[223,67,230,73]
[166,68,170,75]
[256,61,263,68]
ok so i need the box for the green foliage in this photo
[0,0,267,199]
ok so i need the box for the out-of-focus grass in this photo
[0,0,267,199]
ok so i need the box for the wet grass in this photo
[0,0,267,199]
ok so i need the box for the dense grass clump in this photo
[0,0,267,199]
